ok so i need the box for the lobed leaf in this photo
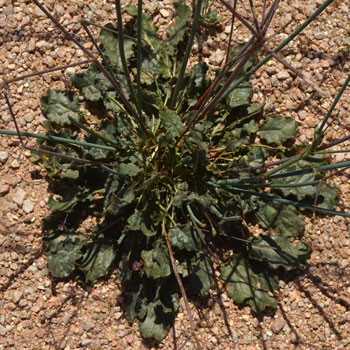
[249,234,312,271]
[41,90,81,126]
[259,115,297,145]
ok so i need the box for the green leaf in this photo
[317,184,339,209]
[99,24,134,70]
[141,246,171,279]
[40,90,81,126]
[257,202,305,237]
[78,242,116,284]
[159,108,183,138]
[249,234,312,271]
[70,65,104,102]
[123,278,179,340]
[166,0,190,54]
[127,210,142,231]
[45,232,84,278]
[221,255,279,312]
[119,163,142,177]
[226,81,253,109]
[169,225,200,251]
[48,192,78,213]
[187,254,213,296]
[259,115,297,145]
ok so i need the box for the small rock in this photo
[209,49,225,65]
[12,188,26,206]
[4,4,14,15]
[0,324,6,336]
[36,328,46,338]
[66,67,76,75]
[339,294,350,307]
[23,200,34,214]
[115,312,123,320]
[82,320,94,332]
[10,159,20,169]
[24,113,34,123]
[12,291,23,304]
[298,110,307,120]
[0,151,8,162]
[0,184,9,196]
[271,316,286,334]
[335,153,345,162]
[159,9,170,17]
[277,70,290,80]
[271,76,279,87]
[81,339,92,347]
[314,32,324,40]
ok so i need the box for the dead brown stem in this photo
[163,224,202,350]
[0,59,95,90]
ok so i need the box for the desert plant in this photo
[1,0,349,345]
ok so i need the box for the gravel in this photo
[0,1,349,349]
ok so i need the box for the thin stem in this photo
[163,224,202,350]
[316,75,350,135]
[114,0,137,105]
[215,186,350,217]
[67,117,119,147]
[169,0,203,109]
[224,0,237,65]
[0,59,95,89]
[32,0,148,138]
[175,40,261,146]
[205,0,335,111]
[0,130,116,151]
[136,0,143,120]
[263,43,328,96]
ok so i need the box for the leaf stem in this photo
[169,0,203,109]
[163,223,202,350]
[0,129,116,151]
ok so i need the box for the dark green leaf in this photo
[166,1,190,53]
[257,202,305,237]
[41,90,81,126]
[159,108,183,138]
[221,255,279,312]
[45,232,84,278]
[48,192,78,213]
[169,225,200,251]
[259,115,297,145]
[78,242,116,284]
[226,81,253,110]
[99,24,134,70]
[249,234,312,271]
[123,278,179,340]
[188,254,213,296]
[141,246,171,279]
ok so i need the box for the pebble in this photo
[277,70,290,80]
[81,339,92,347]
[65,67,76,75]
[12,188,26,206]
[209,49,225,65]
[82,321,94,332]
[0,325,6,336]
[159,9,169,17]
[0,184,9,196]
[12,291,23,304]
[24,113,34,123]
[271,316,286,334]
[0,151,9,162]
[10,159,20,169]
[23,199,34,213]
